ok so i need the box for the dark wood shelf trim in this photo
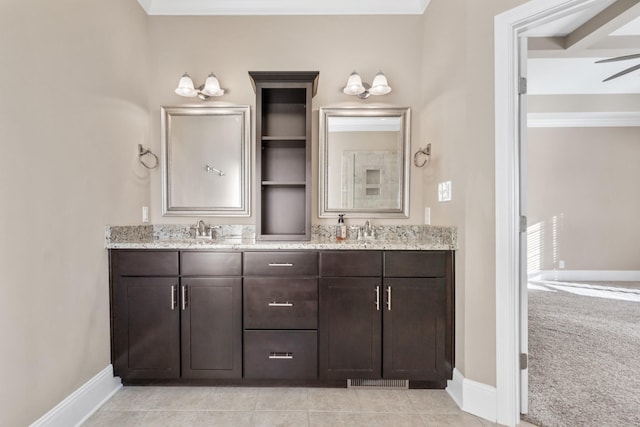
[262,136,307,141]
[261,181,306,186]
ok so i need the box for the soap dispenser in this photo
[336,214,347,241]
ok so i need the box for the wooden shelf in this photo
[261,181,306,186]
[250,71,319,241]
[262,136,306,141]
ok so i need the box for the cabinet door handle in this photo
[268,262,294,267]
[170,285,176,310]
[375,286,380,311]
[268,302,294,307]
[269,352,293,359]
[181,285,188,310]
[387,285,392,311]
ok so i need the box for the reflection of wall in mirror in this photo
[341,150,400,209]
[327,129,402,210]
[170,115,243,208]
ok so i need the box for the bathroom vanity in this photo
[107,227,456,388]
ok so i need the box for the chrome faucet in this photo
[362,220,375,240]
[193,219,212,239]
[196,220,207,236]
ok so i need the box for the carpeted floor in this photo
[523,280,640,427]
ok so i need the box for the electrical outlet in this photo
[142,206,149,223]
[438,181,452,202]
[559,260,565,269]
[424,207,431,225]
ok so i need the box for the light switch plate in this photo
[142,206,149,223]
[438,181,452,202]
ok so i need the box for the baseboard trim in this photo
[446,368,497,423]
[537,270,640,282]
[30,365,122,427]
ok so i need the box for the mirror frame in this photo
[319,107,411,218]
[161,105,251,217]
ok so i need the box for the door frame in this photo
[494,0,603,425]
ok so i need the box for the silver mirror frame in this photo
[161,105,251,217]
[319,107,411,218]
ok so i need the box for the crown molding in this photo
[136,0,431,15]
[528,111,640,127]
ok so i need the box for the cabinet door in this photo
[114,277,180,379]
[383,278,447,380]
[319,278,381,379]
[181,278,242,379]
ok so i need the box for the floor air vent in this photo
[347,379,409,389]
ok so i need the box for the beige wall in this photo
[420,0,528,386]
[527,127,640,272]
[0,1,149,425]
[146,15,425,225]
[0,1,561,423]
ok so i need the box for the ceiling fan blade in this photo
[602,63,640,82]
[596,53,640,63]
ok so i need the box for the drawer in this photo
[181,252,241,276]
[244,278,317,329]
[384,251,447,278]
[244,330,317,379]
[320,251,382,277]
[244,252,317,276]
[112,250,178,276]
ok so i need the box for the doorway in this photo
[493,0,620,425]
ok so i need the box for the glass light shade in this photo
[175,73,197,97]
[343,71,366,95]
[201,73,224,97]
[369,71,392,96]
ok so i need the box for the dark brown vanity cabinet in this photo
[319,251,454,386]
[319,251,383,379]
[110,248,453,386]
[249,71,319,241]
[110,250,242,380]
[243,251,319,379]
[382,251,451,381]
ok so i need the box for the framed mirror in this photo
[161,105,250,216]
[319,107,411,218]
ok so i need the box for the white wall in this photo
[0,1,150,425]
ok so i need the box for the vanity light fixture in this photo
[175,72,225,100]
[343,71,392,99]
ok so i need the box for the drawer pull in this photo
[375,286,380,311]
[269,352,293,360]
[268,263,294,267]
[268,301,294,307]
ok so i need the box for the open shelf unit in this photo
[249,71,319,241]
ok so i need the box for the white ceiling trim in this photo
[528,111,640,127]
[136,0,431,15]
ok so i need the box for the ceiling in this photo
[526,1,640,95]
[135,0,431,15]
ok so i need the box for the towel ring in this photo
[414,143,431,168]
[138,144,158,169]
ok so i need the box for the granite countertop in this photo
[105,224,458,251]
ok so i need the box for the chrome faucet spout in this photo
[362,220,375,240]
[196,219,206,236]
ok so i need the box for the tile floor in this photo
[83,386,538,426]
